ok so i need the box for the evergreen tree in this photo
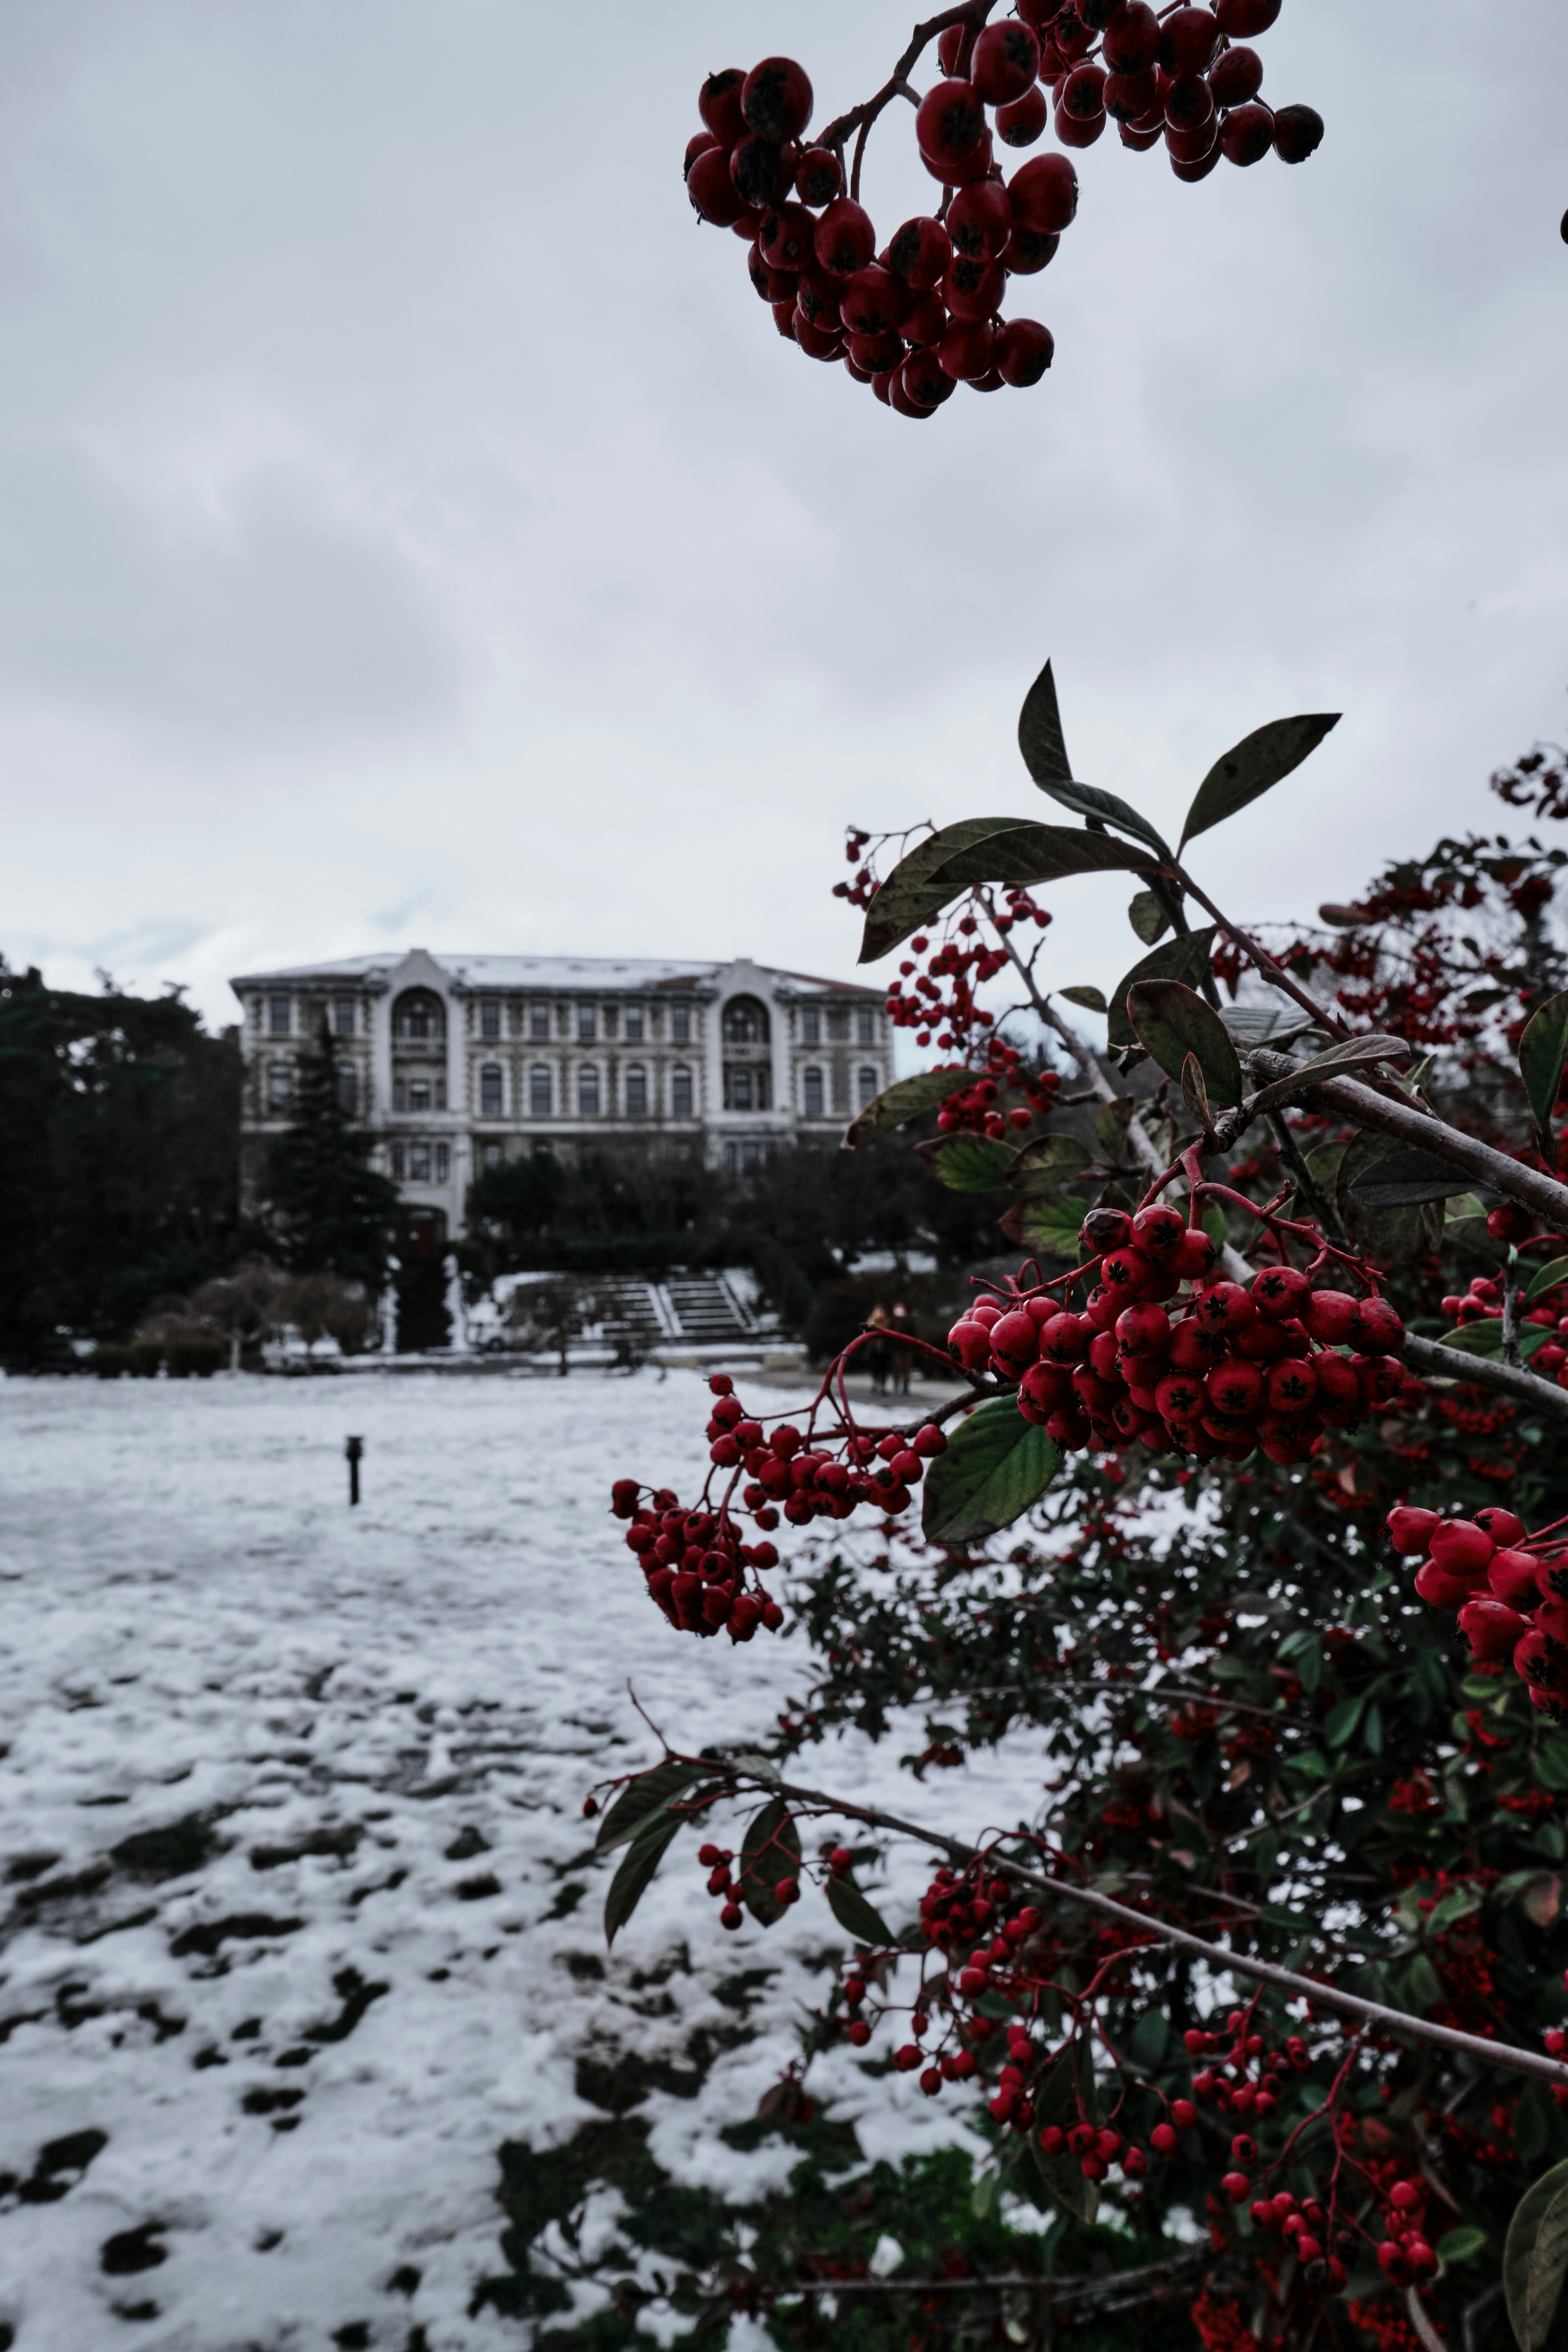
[265,1022,399,1291]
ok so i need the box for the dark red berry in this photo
[1215,0,1281,30]
[741,57,813,143]
[915,79,988,173]
[729,136,788,210]
[996,319,1054,387]
[947,179,1015,261]
[938,317,998,382]
[971,20,1042,105]
[1103,1,1161,73]
[1272,102,1324,162]
[1008,153,1080,233]
[814,197,877,278]
[1209,45,1264,104]
[1159,7,1222,77]
[699,70,749,147]
[996,87,1049,147]
[887,216,953,289]
[942,254,1006,323]
[795,146,843,206]
[1220,102,1274,164]
[1003,225,1060,274]
[688,146,747,227]
[1062,62,1108,120]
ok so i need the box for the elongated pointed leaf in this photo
[740,1797,802,1927]
[924,1133,1014,1193]
[1181,1052,1214,1132]
[1107,928,1217,1050]
[1127,980,1244,1107]
[1525,1256,1568,1307]
[1438,1319,1552,1362]
[1005,1134,1091,1191]
[845,1067,973,1148]
[1246,1033,1414,1119]
[604,1808,684,1945]
[1519,993,1568,1138]
[1179,713,1340,850]
[825,1874,893,1947]
[860,822,1154,964]
[922,1396,1060,1545]
[1059,985,1107,1013]
[1348,1149,1481,1208]
[997,1194,1088,1256]
[1504,2157,1568,2352]
[1030,2040,1100,2224]
[1018,662,1175,857]
[1128,889,1171,945]
[596,1761,706,1854]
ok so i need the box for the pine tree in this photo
[265,1021,399,1291]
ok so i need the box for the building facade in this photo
[229,949,891,1242]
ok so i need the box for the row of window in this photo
[390,1140,450,1184]
[260,991,878,1047]
[263,1059,881,1121]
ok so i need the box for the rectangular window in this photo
[671,1005,690,1042]
[391,1141,405,1179]
[393,1077,407,1112]
[624,1065,648,1116]
[409,1141,432,1181]
[268,994,290,1037]
[530,1065,552,1116]
[724,1141,739,1177]
[671,1065,693,1118]
[480,1065,504,1116]
[742,1140,763,1173]
[530,1002,550,1039]
[435,1142,450,1182]
[857,1007,875,1045]
[801,1006,820,1045]
[337,1065,358,1114]
[435,1076,447,1111]
[578,1066,600,1115]
[803,1067,824,1118]
[481,1140,503,1170]
[481,999,501,1039]
[577,1004,596,1041]
[829,1008,849,1042]
[333,996,355,1038]
[857,1065,878,1111]
[409,1080,431,1113]
[267,1062,293,1112]
[726,1066,754,1112]
[624,1005,644,1041]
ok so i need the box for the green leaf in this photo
[1129,2008,1169,2069]
[860,821,1154,965]
[1095,1097,1138,1159]
[740,1797,802,1928]
[1525,1257,1568,1307]
[604,1808,684,1945]
[1402,1953,1442,2012]
[996,1194,1088,1258]
[1348,1148,1483,1208]
[1030,2040,1100,2224]
[1107,928,1218,1050]
[971,2163,1002,2221]
[1005,1133,1091,1192]
[1181,1053,1214,1133]
[1447,1213,1510,1267]
[922,1397,1061,1546]
[1504,2156,1568,2352]
[927,1133,1015,1193]
[595,1761,705,1854]
[1436,2227,1488,2267]
[1128,889,1172,946]
[1519,993,1568,1138]
[1017,658,1175,860]
[1246,1033,1415,1120]
[1534,1739,1568,1794]
[1179,712,1341,851]
[1325,1694,1367,1747]
[824,1874,894,1947]
[1127,980,1244,1107]
[1059,985,1108,1013]
[844,1068,973,1148]
[1439,1320,1552,1362]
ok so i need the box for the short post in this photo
[345,1435,364,1506]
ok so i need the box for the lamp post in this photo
[345,1435,364,1506]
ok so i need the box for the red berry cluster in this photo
[1390,1504,1568,1719]
[612,1375,951,1640]
[949,1202,1409,1466]
[683,8,1319,414]
[883,901,1051,1052]
[1439,1203,1568,1381]
[685,54,1058,413]
[935,1062,1062,1138]
[1021,0,1321,176]
[1247,2191,1348,2290]
[1366,2180,1439,2290]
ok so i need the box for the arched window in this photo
[802,1066,824,1118]
[393,987,445,1042]
[480,1064,504,1116]
[857,1066,878,1111]
[624,1064,648,1116]
[722,995,770,1046]
[578,1065,601,1116]
[530,1065,552,1116]
[671,1065,693,1118]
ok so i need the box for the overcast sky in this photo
[1,1,1564,1041]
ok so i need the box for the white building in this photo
[229,949,890,1243]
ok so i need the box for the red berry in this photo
[947,180,1015,261]
[973,22,1043,103]
[847,2017,871,2045]
[915,79,989,173]
[887,216,953,290]
[1209,46,1265,105]
[1053,100,1106,149]
[720,1902,744,1930]
[1272,102,1324,163]
[699,69,749,146]
[687,146,747,227]
[741,57,813,143]
[795,146,843,206]
[1004,226,1060,275]
[1103,2,1161,73]
[815,198,877,278]
[1387,1504,1440,1555]
[997,87,1049,147]
[840,265,903,336]
[1222,2171,1251,2203]
[1151,2122,1178,2154]
[1430,1520,1494,1576]
[730,136,789,210]
[1215,0,1281,30]
[1009,153,1080,234]
[1350,1296,1404,1355]
[1302,1289,1356,1344]
[1160,7,1221,77]
[942,254,1006,323]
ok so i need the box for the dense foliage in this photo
[263,1019,400,1295]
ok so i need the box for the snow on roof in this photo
[229,951,878,996]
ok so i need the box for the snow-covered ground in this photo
[0,1370,1039,2351]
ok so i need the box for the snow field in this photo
[0,1370,1039,2350]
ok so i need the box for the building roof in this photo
[229,951,880,998]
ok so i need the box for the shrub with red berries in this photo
[685,6,1321,414]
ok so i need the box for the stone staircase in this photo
[663,1273,754,1345]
